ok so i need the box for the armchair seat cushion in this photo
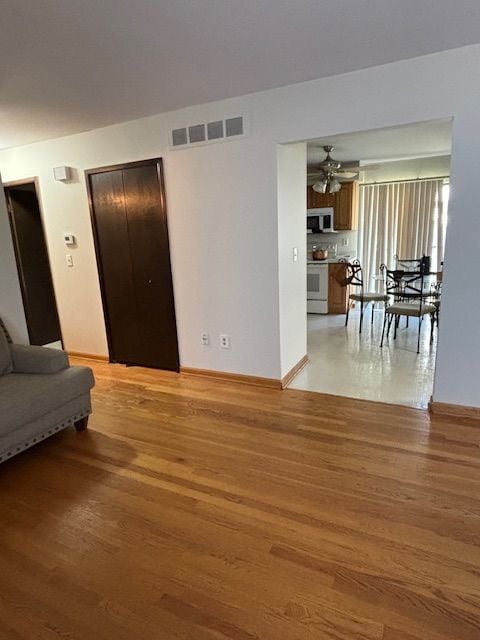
[0,366,95,436]
[350,292,388,302]
[386,302,437,317]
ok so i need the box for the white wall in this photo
[0,178,29,343]
[0,111,282,377]
[433,109,480,405]
[1,44,480,404]
[277,143,307,378]
[165,134,281,378]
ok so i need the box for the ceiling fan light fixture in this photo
[312,180,326,194]
[330,178,341,193]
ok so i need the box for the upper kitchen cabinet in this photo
[306,181,358,230]
[334,181,358,231]
[306,186,336,209]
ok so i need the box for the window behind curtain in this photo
[358,179,448,291]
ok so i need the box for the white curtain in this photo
[358,179,446,291]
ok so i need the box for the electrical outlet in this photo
[220,334,230,349]
[342,238,349,247]
[201,333,210,346]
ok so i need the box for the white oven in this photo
[307,262,328,313]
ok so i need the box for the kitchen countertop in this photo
[307,257,353,264]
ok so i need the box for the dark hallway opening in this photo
[4,182,62,346]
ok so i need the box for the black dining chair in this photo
[380,265,437,354]
[393,255,433,328]
[343,260,389,334]
[395,254,431,273]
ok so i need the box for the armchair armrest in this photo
[10,344,69,374]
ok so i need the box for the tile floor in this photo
[289,308,436,409]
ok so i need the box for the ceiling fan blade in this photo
[308,169,358,178]
[336,170,358,179]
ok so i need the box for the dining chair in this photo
[342,260,389,334]
[394,255,429,328]
[394,254,431,274]
[380,265,437,353]
[428,280,442,329]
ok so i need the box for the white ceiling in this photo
[1,1,480,149]
[359,155,451,183]
[307,119,453,168]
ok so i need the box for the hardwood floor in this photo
[1,358,480,639]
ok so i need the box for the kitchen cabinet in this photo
[306,186,335,209]
[306,181,358,230]
[328,263,348,314]
[334,181,358,231]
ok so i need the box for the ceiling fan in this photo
[308,145,359,193]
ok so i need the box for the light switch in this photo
[66,254,74,267]
[293,247,298,262]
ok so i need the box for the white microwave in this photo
[307,207,335,233]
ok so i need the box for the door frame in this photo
[85,157,178,368]
[4,177,64,348]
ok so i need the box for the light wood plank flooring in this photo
[1,358,480,639]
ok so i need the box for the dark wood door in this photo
[5,185,62,346]
[87,159,179,371]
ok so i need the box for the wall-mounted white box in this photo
[53,166,72,181]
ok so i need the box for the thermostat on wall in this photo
[64,233,76,246]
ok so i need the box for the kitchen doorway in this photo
[284,119,452,409]
[86,158,179,371]
[4,181,62,347]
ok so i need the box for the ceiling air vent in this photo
[170,116,246,149]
